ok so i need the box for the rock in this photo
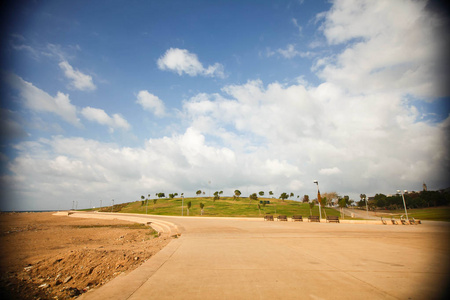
[63,276,72,284]
[68,287,80,297]
[24,266,33,272]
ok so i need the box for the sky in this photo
[1,0,449,211]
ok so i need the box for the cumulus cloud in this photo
[157,48,225,78]
[316,0,447,98]
[4,73,81,126]
[136,90,166,117]
[59,60,96,91]
[81,107,130,132]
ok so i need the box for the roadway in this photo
[69,212,450,300]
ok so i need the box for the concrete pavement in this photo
[70,212,450,300]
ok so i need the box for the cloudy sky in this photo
[1,0,449,211]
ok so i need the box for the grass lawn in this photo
[383,206,450,221]
[96,197,341,218]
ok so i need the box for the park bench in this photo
[411,217,421,224]
[391,218,398,225]
[292,215,303,222]
[264,215,274,221]
[400,219,408,225]
[277,215,288,221]
[326,216,339,223]
[308,215,320,222]
[381,217,387,225]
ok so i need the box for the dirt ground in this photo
[0,212,172,300]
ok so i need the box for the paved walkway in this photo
[71,212,449,300]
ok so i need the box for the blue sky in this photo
[1,0,449,211]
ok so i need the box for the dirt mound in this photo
[0,212,172,300]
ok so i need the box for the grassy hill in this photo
[95,196,341,218]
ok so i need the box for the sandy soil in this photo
[0,212,172,300]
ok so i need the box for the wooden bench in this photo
[400,219,408,225]
[277,215,288,221]
[292,215,303,222]
[264,215,274,221]
[308,215,320,222]
[391,218,398,225]
[326,216,339,223]
[381,217,387,225]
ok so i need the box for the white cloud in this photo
[157,48,225,78]
[136,90,166,117]
[276,44,313,59]
[291,18,302,33]
[319,167,342,175]
[4,73,81,126]
[81,107,130,132]
[59,60,96,91]
[316,0,446,98]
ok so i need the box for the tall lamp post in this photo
[397,190,409,221]
[313,180,322,220]
[364,195,369,216]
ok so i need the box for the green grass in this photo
[95,197,341,219]
[383,206,450,221]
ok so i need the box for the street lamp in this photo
[364,195,369,216]
[397,190,409,221]
[313,180,322,220]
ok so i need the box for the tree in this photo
[374,194,387,208]
[219,191,223,196]
[234,190,241,199]
[196,190,202,197]
[141,195,145,206]
[259,191,264,197]
[302,195,309,203]
[199,202,205,215]
[338,197,347,218]
[289,192,294,199]
[279,192,289,201]
[187,201,191,216]
[269,191,273,197]
[169,193,175,199]
[249,193,258,201]
[158,192,165,198]
[322,192,339,206]
[309,201,315,216]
